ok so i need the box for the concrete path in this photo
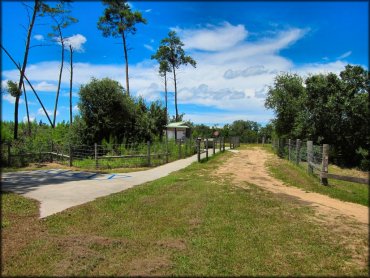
[2,148,228,218]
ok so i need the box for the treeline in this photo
[3,0,196,141]
[191,120,273,143]
[2,78,272,147]
[2,78,167,147]
[265,64,369,169]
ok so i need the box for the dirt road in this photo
[217,147,369,225]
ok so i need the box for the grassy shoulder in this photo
[1,162,151,174]
[1,149,368,276]
[264,145,369,206]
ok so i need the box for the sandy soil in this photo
[217,148,369,225]
[216,147,369,268]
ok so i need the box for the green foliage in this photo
[78,77,133,144]
[77,77,167,145]
[265,73,306,138]
[192,124,213,138]
[157,31,196,121]
[265,65,369,168]
[6,80,21,98]
[160,31,196,70]
[97,0,147,38]
[229,120,261,143]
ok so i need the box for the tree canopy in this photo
[265,65,369,168]
[97,0,147,95]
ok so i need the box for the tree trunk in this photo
[14,95,20,140]
[22,83,31,135]
[122,32,130,96]
[1,45,53,126]
[164,71,168,145]
[164,71,168,123]
[172,66,178,121]
[14,0,39,139]
[53,26,65,128]
[69,45,73,127]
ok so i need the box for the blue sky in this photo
[1,1,368,126]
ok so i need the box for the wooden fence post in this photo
[222,137,225,152]
[69,144,73,167]
[230,138,232,149]
[307,141,313,174]
[165,137,169,164]
[197,139,201,162]
[219,138,221,152]
[262,136,265,145]
[147,141,151,166]
[50,140,53,163]
[296,139,301,164]
[213,139,216,155]
[320,144,329,185]
[206,138,209,160]
[95,143,98,169]
[7,143,11,166]
[288,139,291,161]
[178,140,182,159]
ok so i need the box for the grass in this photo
[3,140,197,172]
[1,148,368,276]
[264,145,369,206]
[1,162,151,174]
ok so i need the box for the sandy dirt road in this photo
[217,147,368,225]
[217,147,369,268]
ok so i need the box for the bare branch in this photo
[29,43,54,49]
[1,44,53,126]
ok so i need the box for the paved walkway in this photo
[2,148,228,218]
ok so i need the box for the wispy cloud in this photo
[337,51,352,60]
[144,44,154,51]
[173,22,248,51]
[2,94,24,104]
[33,34,44,41]
[37,108,57,117]
[3,22,352,125]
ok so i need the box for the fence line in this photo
[2,136,240,169]
[272,138,368,185]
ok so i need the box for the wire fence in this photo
[2,136,240,170]
[271,138,368,185]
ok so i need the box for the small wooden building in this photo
[165,122,191,140]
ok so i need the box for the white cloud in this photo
[184,111,273,125]
[63,34,87,52]
[2,23,355,125]
[2,94,24,104]
[337,51,352,60]
[38,108,57,117]
[145,9,152,13]
[223,65,270,79]
[73,105,79,112]
[173,22,248,51]
[34,34,44,41]
[23,115,35,123]
[144,44,154,51]
[30,81,57,92]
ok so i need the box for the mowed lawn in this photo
[2,151,368,276]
